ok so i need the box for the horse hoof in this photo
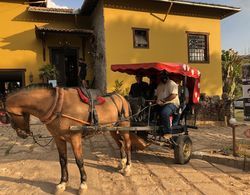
[79,182,88,195]
[123,165,131,176]
[55,182,67,194]
[118,168,125,174]
[118,158,127,170]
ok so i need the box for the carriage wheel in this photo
[173,135,192,164]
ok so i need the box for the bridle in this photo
[2,101,53,145]
[1,97,31,136]
[1,95,22,117]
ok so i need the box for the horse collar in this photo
[40,87,64,124]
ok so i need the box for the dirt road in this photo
[0,124,249,195]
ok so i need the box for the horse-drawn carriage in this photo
[0,62,201,194]
[72,62,201,164]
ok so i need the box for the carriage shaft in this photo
[70,125,157,132]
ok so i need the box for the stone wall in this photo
[194,94,232,121]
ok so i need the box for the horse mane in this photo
[6,83,55,98]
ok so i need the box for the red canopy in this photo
[111,62,201,104]
[111,62,200,79]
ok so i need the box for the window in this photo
[132,28,149,48]
[187,32,209,63]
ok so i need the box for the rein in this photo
[61,114,90,125]
[39,87,153,127]
[60,94,157,127]
[30,132,54,147]
[116,103,157,123]
[3,87,156,134]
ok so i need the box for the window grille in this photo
[188,33,209,63]
[132,28,149,48]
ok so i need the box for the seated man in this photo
[170,76,190,124]
[170,76,189,105]
[148,75,158,100]
[156,71,180,138]
[129,74,149,99]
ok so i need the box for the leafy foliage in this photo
[221,49,242,99]
[113,80,129,96]
[39,64,59,81]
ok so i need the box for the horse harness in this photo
[78,87,127,126]
[40,87,126,126]
[40,87,65,124]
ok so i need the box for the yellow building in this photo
[0,0,240,96]
[0,0,96,93]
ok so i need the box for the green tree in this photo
[221,49,242,99]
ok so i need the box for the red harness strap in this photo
[96,96,106,105]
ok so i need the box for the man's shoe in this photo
[156,129,164,136]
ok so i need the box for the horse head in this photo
[0,103,31,139]
[7,111,31,139]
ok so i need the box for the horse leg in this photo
[70,133,87,194]
[54,138,68,194]
[121,132,132,176]
[110,131,127,171]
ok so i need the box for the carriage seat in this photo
[77,88,106,105]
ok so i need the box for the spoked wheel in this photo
[173,135,192,164]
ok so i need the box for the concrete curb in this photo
[192,151,250,171]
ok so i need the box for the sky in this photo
[48,0,82,9]
[49,0,250,55]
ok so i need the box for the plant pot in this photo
[48,80,57,87]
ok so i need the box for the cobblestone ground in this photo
[190,125,249,153]
[0,124,249,195]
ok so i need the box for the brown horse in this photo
[1,84,132,194]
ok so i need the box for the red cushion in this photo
[76,88,105,105]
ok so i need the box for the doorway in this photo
[51,48,78,87]
[0,69,25,96]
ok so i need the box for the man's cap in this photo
[160,71,169,78]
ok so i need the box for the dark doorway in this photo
[0,69,25,96]
[51,48,78,87]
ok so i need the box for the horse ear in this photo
[0,109,10,124]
